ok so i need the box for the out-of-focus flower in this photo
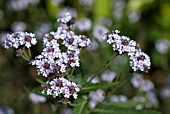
[155,39,169,54]
[0,106,14,114]
[35,22,52,38]
[131,74,154,92]
[112,0,125,21]
[100,70,116,82]
[0,32,10,44]
[42,77,80,99]
[7,0,40,11]
[87,40,99,51]
[132,93,158,110]
[57,7,77,18]
[109,95,127,102]
[132,96,146,102]
[97,17,112,28]
[128,11,141,23]
[160,87,170,98]
[79,0,94,11]
[75,18,91,32]
[132,96,146,110]
[79,0,94,7]
[11,21,27,32]
[89,89,105,108]
[28,92,46,104]
[145,91,158,108]
[93,25,108,42]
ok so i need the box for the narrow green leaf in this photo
[35,78,45,84]
[91,108,161,114]
[73,96,88,114]
[100,101,156,108]
[80,82,119,93]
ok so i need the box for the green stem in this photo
[70,67,75,76]
[83,53,118,87]
[35,78,45,84]
[22,55,30,61]
[28,48,32,58]
[69,102,81,107]
[78,96,87,114]
[103,72,133,102]
[23,48,30,61]
[33,104,40,114]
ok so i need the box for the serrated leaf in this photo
[91,108,161,114]
[80,82,119,93]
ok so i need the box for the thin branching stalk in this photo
[22,55,30,61]
[83,53,118,87]
[103,72,133,102]
[28,48,32,58]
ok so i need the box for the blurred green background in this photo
[0,0,170,114]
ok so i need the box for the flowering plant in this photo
[2,13,160,114]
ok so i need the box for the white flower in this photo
[57,13,72,24]
[103,30,150,73]
[42,78,80,99]
[3,32,37,49]
[31,24,91,77]
[129,51,151,73]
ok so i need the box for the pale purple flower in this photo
[3,32,37,49]
[42,77,80,99]
[131,74,154,92]
[103,30,150,72]
[75,18,91,31]
[29,92,46,104]
[31,21,91,77]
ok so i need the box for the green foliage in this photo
[90,108,161,114]
[81,82,119,93]
[0,0,169,114]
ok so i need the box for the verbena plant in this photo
[2,13,160,114]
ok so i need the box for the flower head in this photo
[3,32,37,49]
[103,30,150,73]
[31,23,91,77]
[42,77,80,99]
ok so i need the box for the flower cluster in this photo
[31,27,91,77]
[103,30,151,72]
[30,13,91,100]
[42,77,80,99]
[3,32,37,49]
